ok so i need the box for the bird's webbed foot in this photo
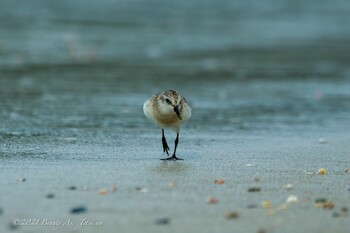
[160,155,183,161]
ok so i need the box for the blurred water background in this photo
[1,0,350,148]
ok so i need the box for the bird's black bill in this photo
[173,106,182,120]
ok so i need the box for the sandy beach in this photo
[1,133,350,233]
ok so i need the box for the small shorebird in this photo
[143,90,191,160]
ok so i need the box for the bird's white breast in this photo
[143,99,154,122]
[143,94,191,132]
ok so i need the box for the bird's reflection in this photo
[149,160,190,173]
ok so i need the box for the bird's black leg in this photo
[169,133,183,160]
[161,129,170,156]
[160,132,183,161]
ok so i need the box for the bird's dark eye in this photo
[165,99,171,104]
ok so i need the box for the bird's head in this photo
[159,90,183,120]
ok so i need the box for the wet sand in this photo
[0,76,350,233]
[1,131,350,233]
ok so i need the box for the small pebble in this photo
[262,200,272,208]
[214,179,225,184]
[224,211,239,219]
[0,208,3,215]
[257,229,267,233]
[332,207,348,217]
[154,218,170,225]
[168,182,177,188]
[286,195,298,203]
[318,138,327,144]
[305,171,315,175]
[315,201,334,209]
[70,206,87,214]
[318,168,326,175]
[315,198,327,203]
[247,204,258,209]
[248,187,261,192]
[98,189,109,195]
[314,203,324,208]
[16,178,26,183]
[253,177,260,182]
[46,193,55,199]
[345,168,350,173]
[112,185,117,192]
[140,188,148,193]
[207,197,219,204]
[135,187,148,193]
[283,184,293,190]
[68,186,77,190]
[323,202,335,209]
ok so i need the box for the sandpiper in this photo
[143,90,191,160]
